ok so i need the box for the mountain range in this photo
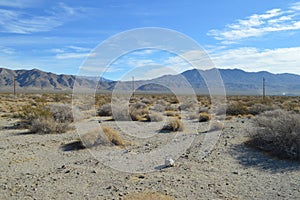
[1,67,300,95]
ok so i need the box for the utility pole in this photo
[132,76,135,97]
[13,76,16,96]
[262,77,265,100]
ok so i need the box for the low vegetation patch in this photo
[248,109,300,160]
[162,118,184,132]
[226,102,248,116]
[199,112,211,122]
[19,103,73,134]
[81,126,124,148]
[102,126,124,146]
[208,120,223,131]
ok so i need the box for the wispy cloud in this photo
[0,2,85,34]
[0,0,39,8]
[55,53,95,59]
[210,46,300,74]
[53,45,92,59]
[208,2,300,43]
[0,46,15,54]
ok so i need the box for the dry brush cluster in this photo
[249,109,300,160]
[19,103,74,134]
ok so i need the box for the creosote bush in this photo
[249,109,300,160]
[20,103,73,134]
[248,103,275,115]
[226,102,248,116]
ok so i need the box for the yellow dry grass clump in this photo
[102,126,124,146]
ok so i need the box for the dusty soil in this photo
[0,115,299,200]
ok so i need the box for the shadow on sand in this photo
[230,143,300,173]
[60,141,85,151]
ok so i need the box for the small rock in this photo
[106,186,112,190]
[138,175,145,179]
[165,158,175,167]
[233,171,239,175]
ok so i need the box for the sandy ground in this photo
[0,115,299,200]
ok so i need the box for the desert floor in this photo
[0,113,299,200]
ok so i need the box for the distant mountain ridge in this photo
[0,68,112,92]
[1,67,300,95]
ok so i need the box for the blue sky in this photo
[0,0,300,80]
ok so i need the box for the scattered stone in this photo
[165,158,175,167]
[138,175,145,179]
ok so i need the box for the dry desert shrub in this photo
[97,104,112,116]
[199,112,211,122]
[81,129,109,148]
[226,102,248,116]
[130,106,149,121]
[156,99,169,106]
[81,126,124,148]
[179,100,197,111]
[214,104,227,115]
[248,103,275,115]
[48,103,73,123]
[103,103,149,121]
[165,110,176,117]
[102,126,124,146]
[112,105,131,121]
[20,103,73,134]
[162,118,184,132]
[165,103,178,111]
[208,120,223,131]
[248,109,300,160]
[152,103,165,112]
[30,117,69,134]
[140,98,153,105]
[188,112,198,120]
[147,112,163,122]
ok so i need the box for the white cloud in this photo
[210,46,300,74]
[56,52,95,59]
[0,3,84,34]
[208,4,300,43]
[67,45,91,52]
